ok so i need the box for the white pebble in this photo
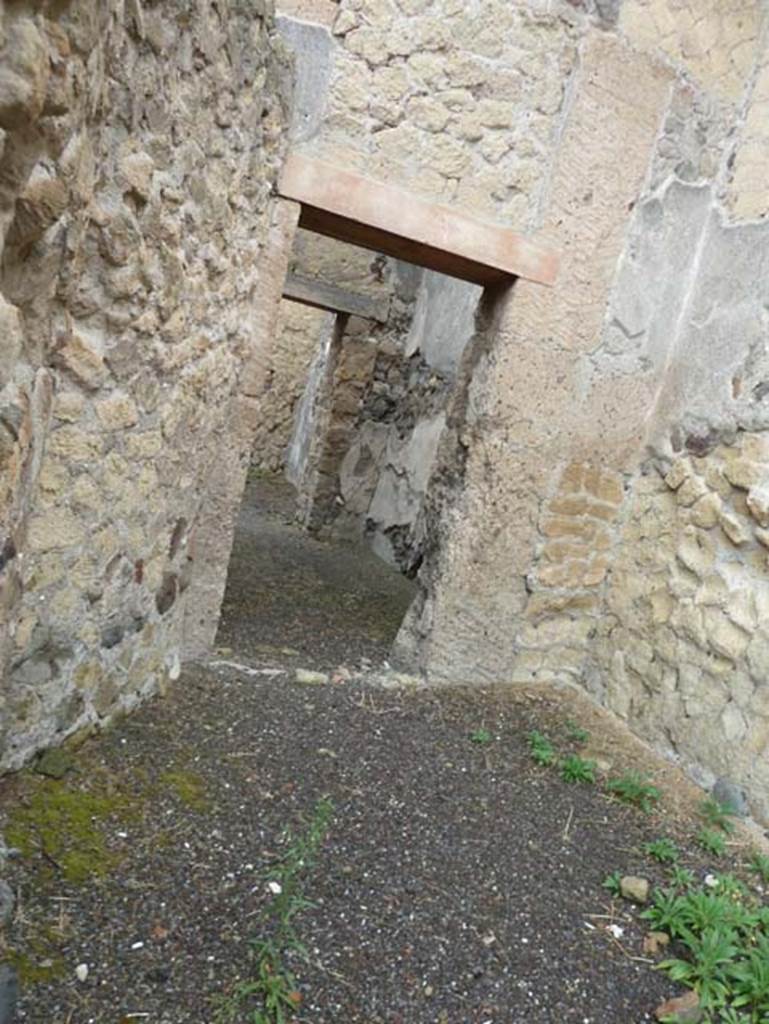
[267,881,282,895]
[75,964,89,983]
[131,941,144,950]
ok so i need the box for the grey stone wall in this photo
[338,270,481,572]
[0,0,290,767]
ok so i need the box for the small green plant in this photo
[602,870,623,898]
[669,865,696,890]
[638,851,769,1020]
[659,926,738,1011]
[729,932,769,1016]
[749,852,769,885]
[560,754,597,784]
[642,887,689,938]
[565,720,590,745]
[527,731,556,767]
[470,728,492,746]
[698,828,728,857]
[223,945,302,1024]
[644,838,680,864]
[718,1008,752,1024]
[679,891,752,934]
[214,797,333,1024]
[605,772,661,813]
[700,797,738,835]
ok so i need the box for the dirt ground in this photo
[2,475,765,1024]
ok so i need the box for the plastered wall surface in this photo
[338,270,480,571]
[0,0,290,765]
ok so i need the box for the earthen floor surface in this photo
[2,475,761,1023]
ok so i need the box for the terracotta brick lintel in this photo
[278,153,560,288]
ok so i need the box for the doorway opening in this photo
[216,227,484,671]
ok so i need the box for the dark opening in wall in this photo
[217,230,485,669]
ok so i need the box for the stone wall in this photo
[251,228,389,475]
[251,299,332,474]
[0,0,290,767]
[317,0,580,230]
[338,270,480,572]
[369,1,769,820]
[587,197,769,820]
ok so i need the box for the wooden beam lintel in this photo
[278,152,560,288]
[283,272,391,322]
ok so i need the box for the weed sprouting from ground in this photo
[606,772,661,813]
[698,829,728,858]
[527,730,556,767]
[644,837,680,864]
[213,796,334,1024]
[470,728,492,746]
[643,874,769,1021]
[565,720,590,745]
[699,798,738,835]
[669,865,697,891]
[560,754,597,784]
[749,853,769,885]
[605,824,769,1020]
[602,870,623,898]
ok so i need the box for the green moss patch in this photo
[5,776,138,885]
[4,948,65,986]
[160,769,211,812]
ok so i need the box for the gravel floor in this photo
[1,475,759,1023]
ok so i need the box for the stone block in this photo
[94,393,139,431]
[724,458,762,491]
[586,468,625,506]
[704,608,750,662]
[0,18,49,130]
[747,484,769,527]
[664,458,691,490]
[676,474,709,507]
[26,508,86,553]
[53,391,86,423]
[47,427,102,462]
[690,492,721,528]
[51,330,108,392]
[676,529,715,578]
[719,510,752,547]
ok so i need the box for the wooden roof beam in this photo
[282,272,391,322]
[278,153,559,288]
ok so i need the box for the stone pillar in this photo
[182,199,300,658]
[396,32,673,685]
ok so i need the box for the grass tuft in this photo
[560,754,597,785]
[606,772,661,813]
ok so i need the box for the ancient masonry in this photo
[4,0,769,823]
